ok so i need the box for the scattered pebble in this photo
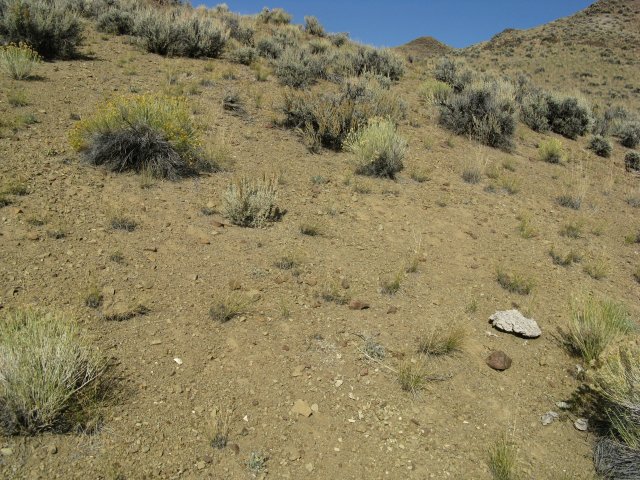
[574,418,589,431]
[291,399,313,417]
[540,411,559,426]
[173,357,183,365]
[556,401,571,410]
[348,299,370,310]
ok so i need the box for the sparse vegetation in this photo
[110,215,137,232]
[84,286,103,308]
[380,271,403,295]
[247,451,268,474]
[398,361,426,395]
[418,323,466,356]
[0,309,107,434]
[625,151,640,173]
[583,257,609,280]
[549,247,581,266]
[223,176,279,228]
[538,138,566,163]
[209,293,248,323]
[344,118,407,178]
[207,405,232,449]
[496,268,533,295]
[564,297,633,364]
[619,121,640,149]
[488,434,518,480]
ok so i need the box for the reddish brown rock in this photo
[487,351,512,371]
[348,299,370,310]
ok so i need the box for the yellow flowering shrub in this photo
[0,42,41,80]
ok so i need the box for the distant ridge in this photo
[395,36,453,61]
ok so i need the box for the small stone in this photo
[143,246,158,252]
[228,279,242,290]
[341,278,350,289]
[246,289,262,302]
[292,365,305,377]
[348,299,370,310]
[196,461,206,470]
[26,231,40,241]
[291,399,313,417]
[305,463,314,472]
[174,357,183,365]
[540,411,559,426]
[486,351,512,371]
[574,418,589,431]
[489,310,541,338]
[305,277,317,287]
[1,447,13,456]
[311,403,319,413]
[556,401,571,410]
[360,368,369,376]
[150,340,162,345]
[230,444,240,455]
[387,306,398,314]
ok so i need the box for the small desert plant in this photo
[84,286,103,308]
[625,152,640,173]
[418,79,452,105]
[439,79,517,151]
[549,247,581,266]
[209,293,248,323]
[619,121,640,149]
[380,271,403,295]
[556,194,582,210]
[110,215,137,232]
[583,257,609,280]
[0,42,40,79]
[519,88,551,132]
[7,89,28,106]
[222,89,245,114]
[560,221,584,238]
[418,323,466,356]
[434,57,475,92]
[538,138,566,163]
[274,256,299,270]
[256,37,282,59]
[299,222,321,236]
[223,176,279,227]
[207,405,232,449]
[247,451,268,473]
[96,9,134,35]
[564,297,633,364]
[70,94,203,179]
[304,15,325,36]
[318,282,349,305]
[397,361,427,394]
[0,309,107,434]
[517,215,537,239]
[344,118,407,178]
[361,336,385,359]
[589,135,613,158]
[0,0,84,59]
[488,434,518,480]
[496,268,533,295]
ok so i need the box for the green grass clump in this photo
[488,435,518,480]
[70,94,206,179]
[588,135,613,158]
[345,118,407,178]
[549,248,581,267]
[0,309,107,434]
[397,361,426,395]
[496,268,533,295]
[223,176,279,228]
[0,43,40,80]
[538,138,566,163]
[380,271,403,295]
[565,297,634,364]
[418,324,466,356]
[209,293,248,323]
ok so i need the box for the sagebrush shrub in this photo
[256,37,282,59]
[96,9,135,35]
[0,42,40,79]
[0,0,84,59]
[345,118,407,178]
[418,78,452,105]
[0,309,107,434]
[282,77,405,150]
[589,135,613,158]
[257,7,291,25]
[70,94,205,179]
[519,89,551,132]
[275,47,327,88]
[538,138,566,163]
[228,46,256,65]
[546,94,592,139]
[134,8,228,58]
[439,79,517,151]
[434,57,474,92]
[346,45,405,81]
[304,15,325,36]
[625,151,640,172]
[619,121,640,149]
[223,176,280,227]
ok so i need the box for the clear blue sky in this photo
[202,0,594,48]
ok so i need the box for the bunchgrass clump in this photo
[538,138,566,164]
[209,293,248,323]
[0,43,40,79]
[418,323,466,356]
[223,176,279,228]
[560,221,584,239]
[247,451,268,474]
[84,286,103,309]
[0,309,107,434]
[70,94,204,179]
[564,297,633,364]
[556,194,582,210]
[318,282,350,305]
[380,271,403,295]
[488,434,518,480]
[207,405,232,450]
[583,257,609,280]
[299,222,321,236]
[625,152,640,173]
[110,215,137,232]
[344,118,407,178]
[517,215,537,239]
[549,247,581,267]
[496,268,533,295]
[397,361,426,395]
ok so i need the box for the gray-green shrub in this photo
[256,37,282,59]
[257,7,291,25]
[346,45,404,81]
[439,79,517,151]
[275,47,327,88]
[304,15,325,37]
[96,9,134,35]
[620,121,640,149]
[0,0,84,59]
[345,118,407,178]
[228,46,256,65]
[589,135,613,158]
[546,94,592,139]
[624,151,640,172]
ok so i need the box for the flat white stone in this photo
[490,309,541,338]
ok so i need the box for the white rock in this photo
[540,411,559,426]
[490,310,541,338]
[173,357,183,365]
[574,418,589,431]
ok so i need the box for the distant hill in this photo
[395,36,452,61]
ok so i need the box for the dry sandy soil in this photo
[1,2,640,479]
